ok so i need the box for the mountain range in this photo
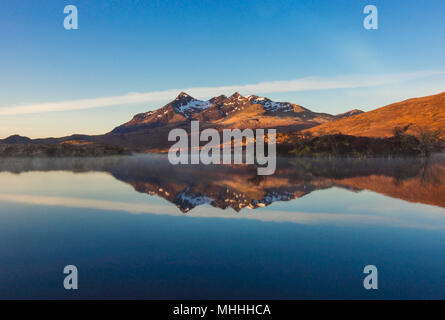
[112,92,341,134]
[1,91,444,152]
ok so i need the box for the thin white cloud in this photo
[0,70,443,115]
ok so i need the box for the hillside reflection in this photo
[0,154,444,212]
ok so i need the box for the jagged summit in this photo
[209,94,227,104]
[229,92,244,99]
[175,92,193,100]
[111,92,338,135]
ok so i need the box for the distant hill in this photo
[334,109,364,119]
[0,135,32,144]
[307,92,445,138]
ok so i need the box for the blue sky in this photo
[0,0,445,138]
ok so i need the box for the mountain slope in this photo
[335,109,364,119]
[104,92,342,151]
[112,92,335,135]
[307,92,445,138]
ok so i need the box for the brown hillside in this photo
[307,92,445,138]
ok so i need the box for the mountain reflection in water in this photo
[0,154,444,212]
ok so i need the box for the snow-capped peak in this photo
[246,95,267,101]
[247,95,295,112]
[171,93,212,118]
[177,99,211,112]
[229,92,245,100]
[175,91,193,100]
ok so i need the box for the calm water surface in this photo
[0,154,445,299]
